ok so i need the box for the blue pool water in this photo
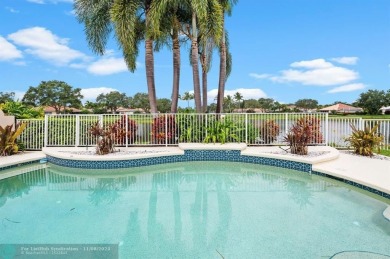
[0,161,389,258]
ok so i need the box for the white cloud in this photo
[331,57,359,65]
[274,66,358,86]
[249,73,272,79]
[290,59,333,69]
[27,0,45,3]
[81,87,119,101]
[8,27,86,65]
[252,58,359,86]
[5,7,20,13]
[207,88,267,102]
[87,57,129,75]
[327,83,365,93]
[0,36,23,61]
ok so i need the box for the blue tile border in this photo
[312,171,390,200]
[46,150,312,173]
[0,160,41,171]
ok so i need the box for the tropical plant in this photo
[284,116,323,155]
[75,0,158,113]
[0,123,26,156]
[203,119,239,144]
[284,122,312,155]
[260,119,280,144]
[346,123,383,156]
[151,115,176,144]
[295,116,323,143]
[177,115,206,142]
[216,0,237,114]
[89,122,122,155]
[113,116,138,145]
[180,92,195,108]
[234,92,243,112]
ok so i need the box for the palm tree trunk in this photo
[191,13,202,113]
[145,39,158,114]
[170,24,180,113]
[216,18,226,114]
[202,58,208,113]
[145,5,157,114]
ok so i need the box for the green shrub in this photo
[203,119,239,144]
[346,123,383,156]
[177,115,206,143]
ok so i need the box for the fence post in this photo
[75,115,80,147]
[359,118,363,130]
[44,114,48,147]
[125,114,129,148]
[245,113,248,144]
[165,114,168,147]
[325,113,328,146]
[285,113,289,135]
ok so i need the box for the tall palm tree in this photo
[181,91,194,108]
[234,91,243,112]
[74,0,158,113]
[151,0,223,113]
[152,4,192,113]
[216,0,238,114]
[223,95,234,113]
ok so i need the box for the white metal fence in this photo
[16,113,390,150]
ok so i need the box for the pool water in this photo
[0,162,389,258]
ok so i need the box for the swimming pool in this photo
[0,161,389,258]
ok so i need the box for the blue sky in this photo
[1,0,389,106]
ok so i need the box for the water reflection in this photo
[0,162,337,257]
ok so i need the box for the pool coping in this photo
[1,144,389,199]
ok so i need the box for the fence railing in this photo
[17,113,390,150]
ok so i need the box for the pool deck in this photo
[0,145,389,198]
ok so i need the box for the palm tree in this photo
[216,0,238,114]
[152,0,223,113]
[234,91,243,112]
[223,95,234,113]
[74,0,158,113]
[181,91,195,108]
[151,4,192,113]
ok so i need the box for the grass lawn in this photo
[378,149,390,157]
[329,114,390,119]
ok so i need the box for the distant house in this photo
[116,107,146,114]
[231,108,268,113]
[43,106,82,114]
[379,106,390,114]
[320,103,363,114]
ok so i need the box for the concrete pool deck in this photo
[0,145,389,198]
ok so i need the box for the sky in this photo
[1,0,389,107]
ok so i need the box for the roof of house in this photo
[320,103,363,112]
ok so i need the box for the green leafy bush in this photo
[0,123,26,156]
[0,101,43,119]
[346,123,383,156]
[203,119,239,144]
[177,115,206,143]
